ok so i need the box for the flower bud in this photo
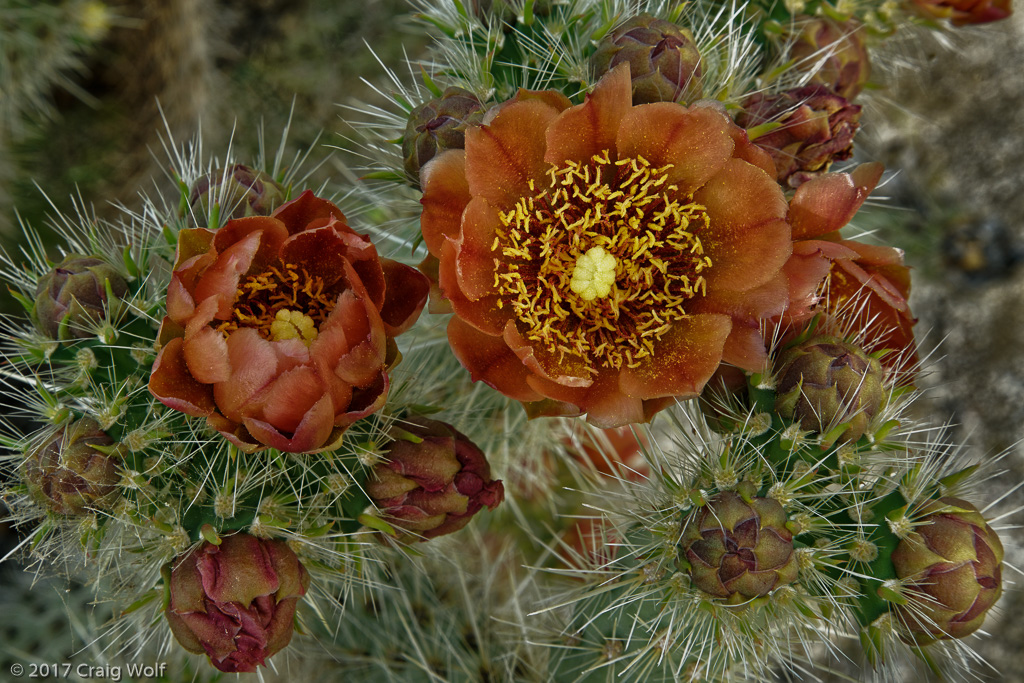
[737,85,861,188]
[187,164,286,227]
[32,255,128,340]
[774,337,885,444]
[365,418,504,540]
[23,418,122,515]
[591,14,703,104]
[403,88,486,184]
[678,492,798,601]
[891,497,1003,644]
[787,17,870,100]
[165,533,310,673]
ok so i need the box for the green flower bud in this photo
[32,255,128,340]
[403,88,486,184]
[891,497,1003,644]
[774,337,885,444]
[678,492,799,602]
[23,418,122,515]
[591,14,703,105]
[187,164,286,227]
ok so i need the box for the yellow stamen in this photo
[570,246,618,301]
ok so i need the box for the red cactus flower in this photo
[149,191,430,453]
[910,0,1012,25]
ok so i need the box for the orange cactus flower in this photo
[419,65,795,427]
[149,191,430,453]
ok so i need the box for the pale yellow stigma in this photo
[570,246,618,301]
[269,309,318,346]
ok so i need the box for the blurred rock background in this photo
[2,0,1023,680]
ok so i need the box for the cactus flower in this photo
[787,17,871,100]
[679,491,799,601]
[32,255,128,340]
[165,534,310,673]
[365,418,504,540]
[891,497,1003,644]
[910,0,1012,25]
[22,418,122,515]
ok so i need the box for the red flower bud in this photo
[165,534,310,673]
[365,418,504,540]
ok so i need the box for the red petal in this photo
[272,190,348,235]
[193,230,262,319]
[213,328,280,423]
[212,217,289,275]
[616,104,735,195]
[619,313,732,398]
[448,316,543,402]
[528,370,646,428]
[279,225,352,289]
[788,162,883,239]
[502,321,593,388]
[545,63,632,167]
[252,366,327,434]
[149,337,216,416]
[244,392,336,453]
[420,150,471,258]
[378,259,430,336]
[166,275,196,324]
[465,99,562,210]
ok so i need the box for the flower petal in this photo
[619,313,732,398]
[183,325,231,384]
[149,337,216,416]
[378,259,430,336]
[243,392,336,454]
[527,370,647,428]
[545,63,632,166]
[465,99,563,210]
[453,196,505,301]
[788,162,883,239]
[213,328,279,423]
[502,321,593,387]
[212,217,289,275]
[272,190,347,236]
[193,229,263,319]
[616,103,735,195]
[448,316,544,402]
[252,366,327,435]
[439,240,510,336]
[420,150,471,258]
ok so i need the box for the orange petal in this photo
[448,316,543,403]
[148,337,216,416]
[788,162,883,239]
[703,218,792,294]
[502,321,593,388]
[183,325,231,384]
[420,150,471,258]
[453,196,504,301]
[193,229,262,319]
[252,366,327,434]
[465,99,563,210]
[545,63,632,167]
[527,370,647,428]
[166,275,196,325]
[619,314,732,398]
[439,240,510,336]
[616,103,735,195]
[378,259,430,336]
[280,225,352,288]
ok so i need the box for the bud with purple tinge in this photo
[365,418,504,540]
[678,491,799,602]
[737,85,861,188]
[910,0,1012,26]
[787,17,871,101]
[403,88,486,184]
[23,418,122,515]
[32,255,128,340]
[165,534,310,673]
[591,14,703,104]
[891,497,1003,644]
[774,337,885,444]
[187,164,286,226]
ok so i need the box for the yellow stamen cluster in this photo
[217,262,336,342]
[492,150,712,372]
